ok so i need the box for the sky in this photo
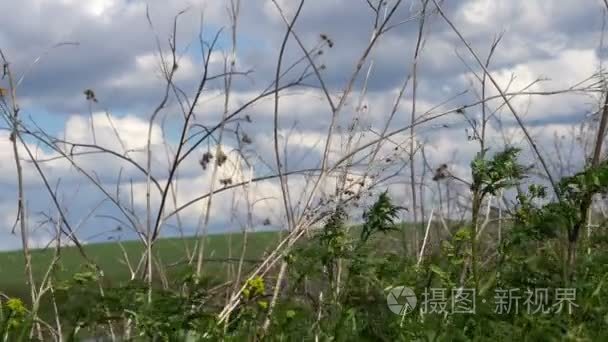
[0,0,606,250]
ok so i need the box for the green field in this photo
[0,231,284,301]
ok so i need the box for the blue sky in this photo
[0,0,606,250]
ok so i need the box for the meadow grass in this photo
[0,230,284,301]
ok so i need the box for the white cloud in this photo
[0,0,606,250]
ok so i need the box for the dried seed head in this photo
[216,150,228,167]
[242,133,252,145]
[199,151,213,170]
[84,89,98,102]
[220,178,233,186]
[432,164,449,181]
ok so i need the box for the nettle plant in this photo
[409,147,608,340]
[0,298,31,341]
[490,159,608,340]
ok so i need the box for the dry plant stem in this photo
[153,255,169,289]
[218,227,307,323]
[140,14,221,273]
[175,80,305,167]
[42,223,63,341]
[339,60,373,195]
[233,166,253,291]
[269,0,338,226]
[195,1,240,275]
[118,240,136,279]
[272,0,304,233]
[333,69,375,299]
[409,0,429,258]
[44,140,163,191]
[417,207,435,266]
[476,196,494,239]
[88,100,97,145]
[567,88,608,276]
[160,83,587,220]
[553,1,608,275]
[144,9,182,299]
[14,42,79,89]
[297,1,406,220]
[159,123,192,260]
[219,184,393,323]
[314,291,323,342]
[460,194,494,291]
[217,88,588,325]
[0,51,38,335]
[261,261,288,335]
[469,191,482,290]
[146,11,204,244]
[260,1,305,335]
[334,60,378,298]
[226,192,238,281]
[431,0,559,198]
[49,282,63,342]
[20,117,147,239]
[245,12,414,314]
[96,282,117,341]
[271,1,334,111]
[498,190,503,249]
[168,89,545,220]
[29,236,61,340]
[36,224,112,339]
[104,110,128,153]
[15,133,92,262]
[261,0,306,336]
[40,134,147,241]
[468,37,500,291]
[480,35,503,151]
[361,73,411,177]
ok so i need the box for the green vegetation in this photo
[2,149,608,340]
[0,231,282,303]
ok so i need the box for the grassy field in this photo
[0,230,284,301]
[0,221,454,302]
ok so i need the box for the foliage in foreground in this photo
[2,148,608,341]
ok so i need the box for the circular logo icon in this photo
[386,286,417,315]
